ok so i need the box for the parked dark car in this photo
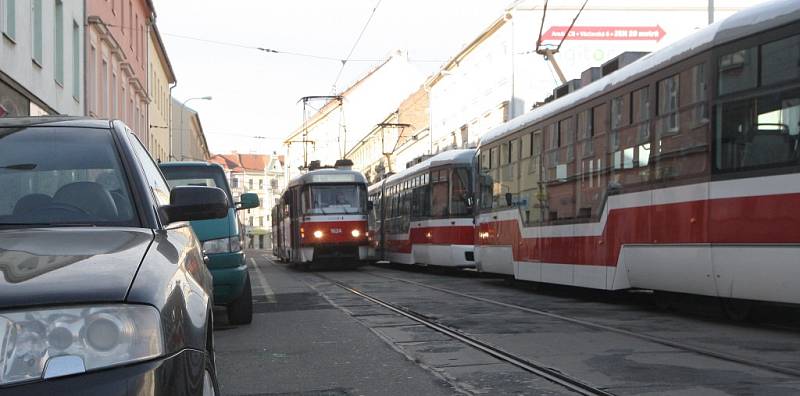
[0,117,227,395]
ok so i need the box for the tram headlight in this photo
[313,230,324,239]
[351,229,361,238]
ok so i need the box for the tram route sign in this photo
[541,25,666,42]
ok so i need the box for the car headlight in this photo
[202,237,241,254]
[351,229,361,237]
[0,305,162,386]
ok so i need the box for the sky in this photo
[153,0,513,155]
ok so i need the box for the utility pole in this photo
[376,122,410,174]
[298,95,343,169]
[708,0,715,24]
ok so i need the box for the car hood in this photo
[0,228,154,310]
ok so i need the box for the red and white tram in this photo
[475,0,800,309]
[368,149,476,267]
[272,162,370,267]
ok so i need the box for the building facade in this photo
[148,24,174,163]
[85,0,153,142]
[425,0,749,155]
[170,97,210,161]
[347,86,430,184]
[283,51,422,181]
[210,153,285,250]
[0,0,84,117]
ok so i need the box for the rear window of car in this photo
[0,126,139,228]
[161,166,234,208]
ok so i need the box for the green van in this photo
[160,162,260,325]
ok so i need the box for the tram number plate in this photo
[330,228,342,234]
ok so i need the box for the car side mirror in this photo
[367,201,374,211]
[236,192,260,210]
[161,186,229,224]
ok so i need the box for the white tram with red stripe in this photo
[474,0,800,310]
[272,162,370,266]
[367,149,476,267]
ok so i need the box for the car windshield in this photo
[161,166,234,208]
[0,127,137,227]
[304,184,363,214]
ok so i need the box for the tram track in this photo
[312,272,614,396]
[355,270,800,379]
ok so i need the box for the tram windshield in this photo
[303,184,365,214]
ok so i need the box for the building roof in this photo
[210,153,285,173]
[149,23,176,83]
[424,13,511,88]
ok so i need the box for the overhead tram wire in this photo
[204,131,284,140]
[102,22,447,65]
[331,0,384,93]
[556,0,590,52]
[535,0,549,54]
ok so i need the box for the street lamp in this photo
[177,96,212,161]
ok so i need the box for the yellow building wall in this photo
[148,34,172,163]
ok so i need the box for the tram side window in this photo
[716,89,800,170]
[577,108,601,219]
[489,146,500,208]
[716,35,800,172]
[492,139,516,209]
[511,137,520,199]
[718,47,757,95]
[559,117,575,173]
[479,150,494,211]
[689,63,708,124]
[300,187,310,214]
[633,86,651,144]
[657,75,679,136]
[412,182,431,219]
[431,170,449,217]
[519,131,543,225]
[401,188,410,232]
[450,168,471,216]
[578,109,593,158]
[762,35,800,86]
[610,95,627,152]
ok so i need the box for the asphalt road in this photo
[212,252,458,396]
[214,252,800,396]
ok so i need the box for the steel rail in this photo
[314,273,614,396]
[364,271,800,378]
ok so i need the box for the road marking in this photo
[249,257,276,303]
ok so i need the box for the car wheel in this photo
[227,274,253,325]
